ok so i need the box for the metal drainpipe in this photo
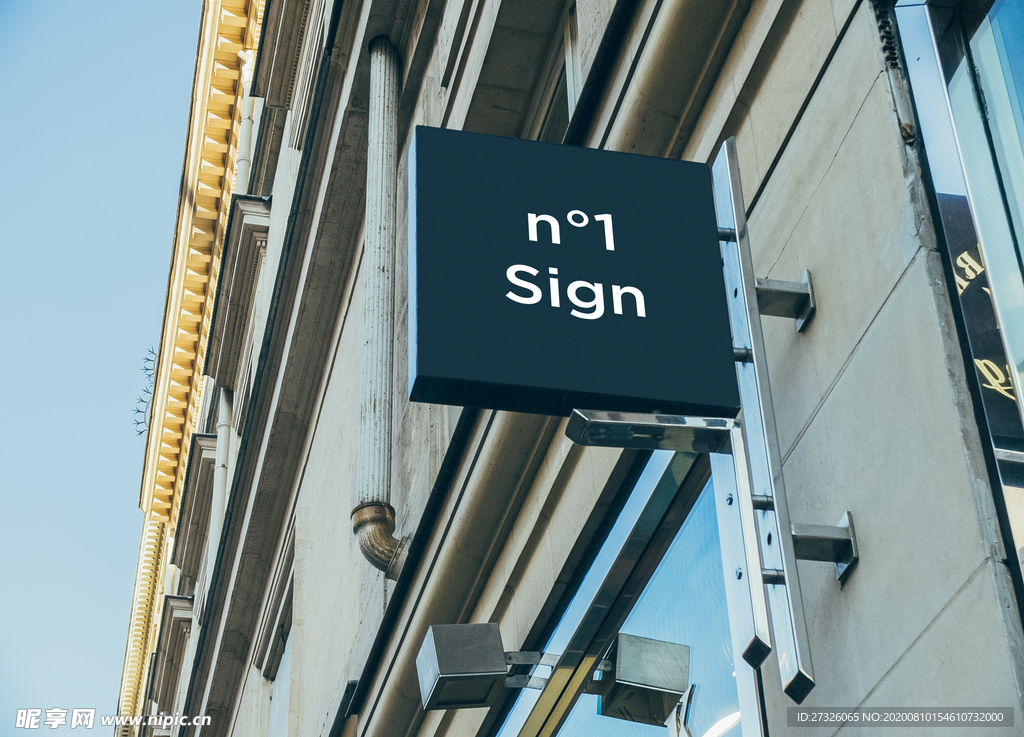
[352,36,407,581]
[235,49,255,196]
[204,387,233,592]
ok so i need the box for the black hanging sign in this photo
[408,126,739,417]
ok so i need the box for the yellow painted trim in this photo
[117,0,265,730]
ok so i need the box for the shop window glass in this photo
[896,1,1024,566]
[897,1,1024,407]
[493,452,750,737]
[539,70,571,144]
[554,482,740,737]
[528,5,581,144]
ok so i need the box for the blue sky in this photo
[0,0,201,731]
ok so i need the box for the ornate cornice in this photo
[117,0,265,729]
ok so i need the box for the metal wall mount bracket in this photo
[720,227,816,332]
[564,410,735,453]
[566,411,859,582]
[505,650,559,666]
[564,136,843,706]
[756,272,816,332]
[792,512,858,584]
[503,650,557,690]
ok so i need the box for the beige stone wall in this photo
[696,0,1024,729]
[206,1,1024,736]
[227,666,271,737]
[291,301,366,737]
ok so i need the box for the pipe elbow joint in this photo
[351,502,407,580]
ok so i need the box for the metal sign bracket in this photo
[566,409,859,585]
[565,138,855,705]
[757,272,816,332]
[721,226,816,332]
[503,650,557,690]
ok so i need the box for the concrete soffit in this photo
[439,0,753,156]
[583,0,752,156]
[456,0,573,137]
[118,0,266,730]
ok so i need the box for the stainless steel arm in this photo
[715,137,815,702]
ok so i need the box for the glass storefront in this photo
[896,0,1024,562]
[897,1,1024,421]
[493,452,753,737]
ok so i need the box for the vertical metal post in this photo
[713,138,815,702]
[710,452,768,737]
[715,429,772,668]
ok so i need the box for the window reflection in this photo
[901,0,1024,404]
[968,2,1024,245]
[493,455,743,737]
[553,481,740,737]
[495,451,676,737]
[896,0,1024,567]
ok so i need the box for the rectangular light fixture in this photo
[416,623,509,710]
[599,633,690,726]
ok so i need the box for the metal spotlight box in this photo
[416,623,508,710]
[599,633,690,726]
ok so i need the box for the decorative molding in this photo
[147,596,195,718]
[117,0,266,731]
[205,195,272,389]
[288,0,327,150]
[252,0,313,108]
[172,433,218,596]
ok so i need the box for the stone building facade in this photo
[120,0,1024,736]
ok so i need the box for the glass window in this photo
[896,0,1024,568]
[898,1,1024,408]
[554,482,741,737]
[965,2,1024,243]
[538,71,571,144]
[527,6,582,144]
[492,452,754,737]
